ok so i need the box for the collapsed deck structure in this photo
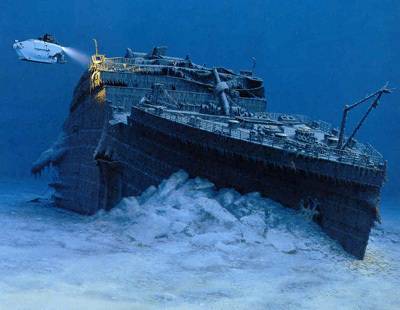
[32,45,391,259]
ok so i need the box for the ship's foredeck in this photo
[127,106,384,170]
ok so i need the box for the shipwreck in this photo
[33,43,392,259]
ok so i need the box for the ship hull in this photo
[32,56,386,260]
[105,109,381,259]
[41,96,381,259]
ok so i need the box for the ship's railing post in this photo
[364,155,369,168]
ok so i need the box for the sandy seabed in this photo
[0,172,399,310]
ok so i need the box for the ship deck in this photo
[125,106,384,171]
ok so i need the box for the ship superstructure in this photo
[32,45,391,259]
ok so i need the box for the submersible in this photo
[32,43,391,259]
[12,34,66,64]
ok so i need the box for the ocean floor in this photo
[0,172,399,310]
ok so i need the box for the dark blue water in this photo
[1,1,399,195]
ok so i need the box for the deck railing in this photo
[147,109,383,168]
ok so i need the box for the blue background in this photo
[1,0,399,196]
